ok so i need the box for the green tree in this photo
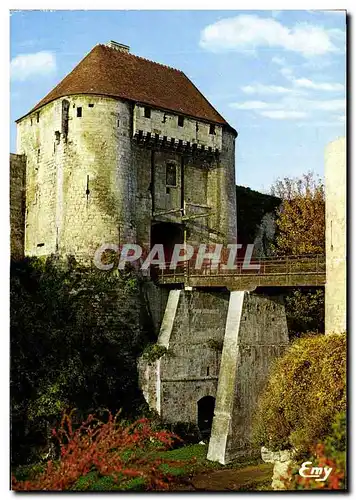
[271,172,325,255]
[11,256,154,465]
[271,172,325,337]
[253,333,346,453]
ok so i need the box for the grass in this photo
[12,462,45,482]
[13,443,271,492]
[70,443,215,490]
[155,443,219,476]
[71,471,146,491]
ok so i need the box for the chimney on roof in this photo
[107,41,130,53]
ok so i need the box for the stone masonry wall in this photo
[17,100,60,256]
[10,153,26,260]
[138,290,230,423]
[226,293,289,460]
[133,104,223,151]
[208,291,289,464]
[133,147,215,252]
[160,290,229,424]
[325,137,346,334]
[139,288,288,463]
[17,95,237,262]
[17,95,136,261]
[207,129,237,244]
[134,143,237,251]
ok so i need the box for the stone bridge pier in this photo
[138,288,289,463]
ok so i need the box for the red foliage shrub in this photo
[285,443,346,490]
[12,411,182,491]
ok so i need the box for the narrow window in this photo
[62,100,70,137]
[36,112,40,123]
[30,117,33,126]
[86,175,90,199]
[178,115,184,127]
[209,124,216,135]
[206,367,210,376]
[37,243,45,248]
[37,149,40,163]
[144,107,151,118]
[88,103,94,108]
[166,162,177,187]
[77,107,82,118]
[117,119,120,127]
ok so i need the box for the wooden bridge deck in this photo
[157,254,326,290]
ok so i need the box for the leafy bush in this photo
[11,256,155,465]
[285,411,346,490]
[235,185,281,246]
[142,344,168,364]
[284,288,324,339]
[253,333,346,453]
[167,422,202,446]
[270,173,325,339]
[271,172,325,256]
[12,411,182,491]
[324,410,346,463]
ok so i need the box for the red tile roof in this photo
[18,44,235,131]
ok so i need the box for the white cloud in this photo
[271,56,286,65]
[241,77,343,96]
[241,83,293,94]
[296,119,346,128]
[260,110,308,119]
[302,58,334,70]
[230,100,271,110]
[307,10,346,17]
[11,51,56,81]
[277,65,344,92]
[229,96,346,120]
[199,14,344,57]
[279,67,294,80]
[294,77,344,91]
[309,99,346,111]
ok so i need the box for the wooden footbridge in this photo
[157,254,326,290]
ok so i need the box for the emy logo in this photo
[299,461,333,482]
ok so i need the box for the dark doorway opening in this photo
[150,222,183,265]
[197,396,215,439]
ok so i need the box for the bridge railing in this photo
[157,254,326,283]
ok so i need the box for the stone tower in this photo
[15,41,237,262]
[325,136,347,334]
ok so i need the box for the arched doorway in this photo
[197,396,215,439]
[150,222,184,265]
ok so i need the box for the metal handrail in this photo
[158,254,325,282]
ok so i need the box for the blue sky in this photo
[10,10,346,192]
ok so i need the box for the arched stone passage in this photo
[150,222,183,264]
[197,395,215,439]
